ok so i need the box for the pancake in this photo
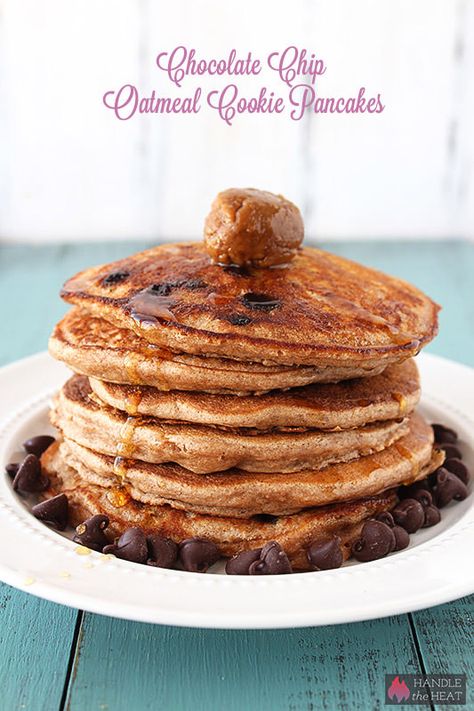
[41,449,398,570]
[49,309,389,393]
[90,359,420,429]
[60,242,439,368]
[47,412,441,517]
[51,376,409,474]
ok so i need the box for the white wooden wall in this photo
[0,0,473,243]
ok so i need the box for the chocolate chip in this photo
[12,454,49,494]
[241,293,281,311]
[435,468,468,508]
[32,494,69,530]
[351,520,396,562]
[376,512,410,550]
[103,527,148,563]
[432,423,458,445]
[73,515,110,552]
[252,513,279,524]
[412,489,434,509]
[103,271,129,285]
[423,505,441,528]
[393,526,410,550]
[444,458,470,485]
[178,538,220,572]
[438,444,462,460]
[228,313,252,326]
[398,479,431,500]
[306,536,343,571]
[185,278,208,290]
[391,498,425,533]
[23,435,55,458]
[150,282,174,296]
[5,462,20,478]
[146,535,178,569]
[223,265,251,277]
[248,541,292,575]
[376,511,395,527]
[226,548,262,575]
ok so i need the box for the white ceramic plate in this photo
[0,351,472,628]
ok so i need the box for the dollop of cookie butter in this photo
[204,188,304,268]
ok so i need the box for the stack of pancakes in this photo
[43,221,441,570]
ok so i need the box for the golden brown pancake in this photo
[53,414,441,517]
[60,243,439,367]
[51,375,409,474]
[49,308,389,392]
[89,359,420,429]
[42,449,398,570]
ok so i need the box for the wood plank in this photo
[0,582,79,711]
[410,597,474,710]
[64,614,422,711]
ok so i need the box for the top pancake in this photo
[61,242,439,367]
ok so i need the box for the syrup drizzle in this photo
[316,291,419,347]
[395,442,421,481]
[129,288,176,325]
[124,387,143,416]
[106,487,131,508]
[111,412,140,504]
[124,353,141,385]
[391,391,408,417]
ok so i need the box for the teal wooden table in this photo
[0,240,473,711]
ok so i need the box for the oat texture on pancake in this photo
[10,187,459,576]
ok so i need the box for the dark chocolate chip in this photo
[146,535,178,569]
[306,536,343,571]
[391,498,425,533]
[376,511,395,527]
[32,494,69,530]
[393,526,410,550]
[251,513,279,524]
[423,505,441,528]
[103,527,148,563]
[178,538,220,573]
[12,454,49,494]
[432,423,458,444]
[398,479,431,500]
[73,514,110,552]
[23,435,55,458]
[225,549,262,575]
[376,512,411,550]
[150,282,174,296]
[412,489,434,509]
[5,462,20,478]
[438,444,462,460]
[228,313,252,326]
[185,278,208,290]
[241,293,281,311]
[444,458,470,485]
[435,468,468,508]
[351,520,396,562]
[103,271,129,285]
[248,541,292,575]
[223,265,251,277]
